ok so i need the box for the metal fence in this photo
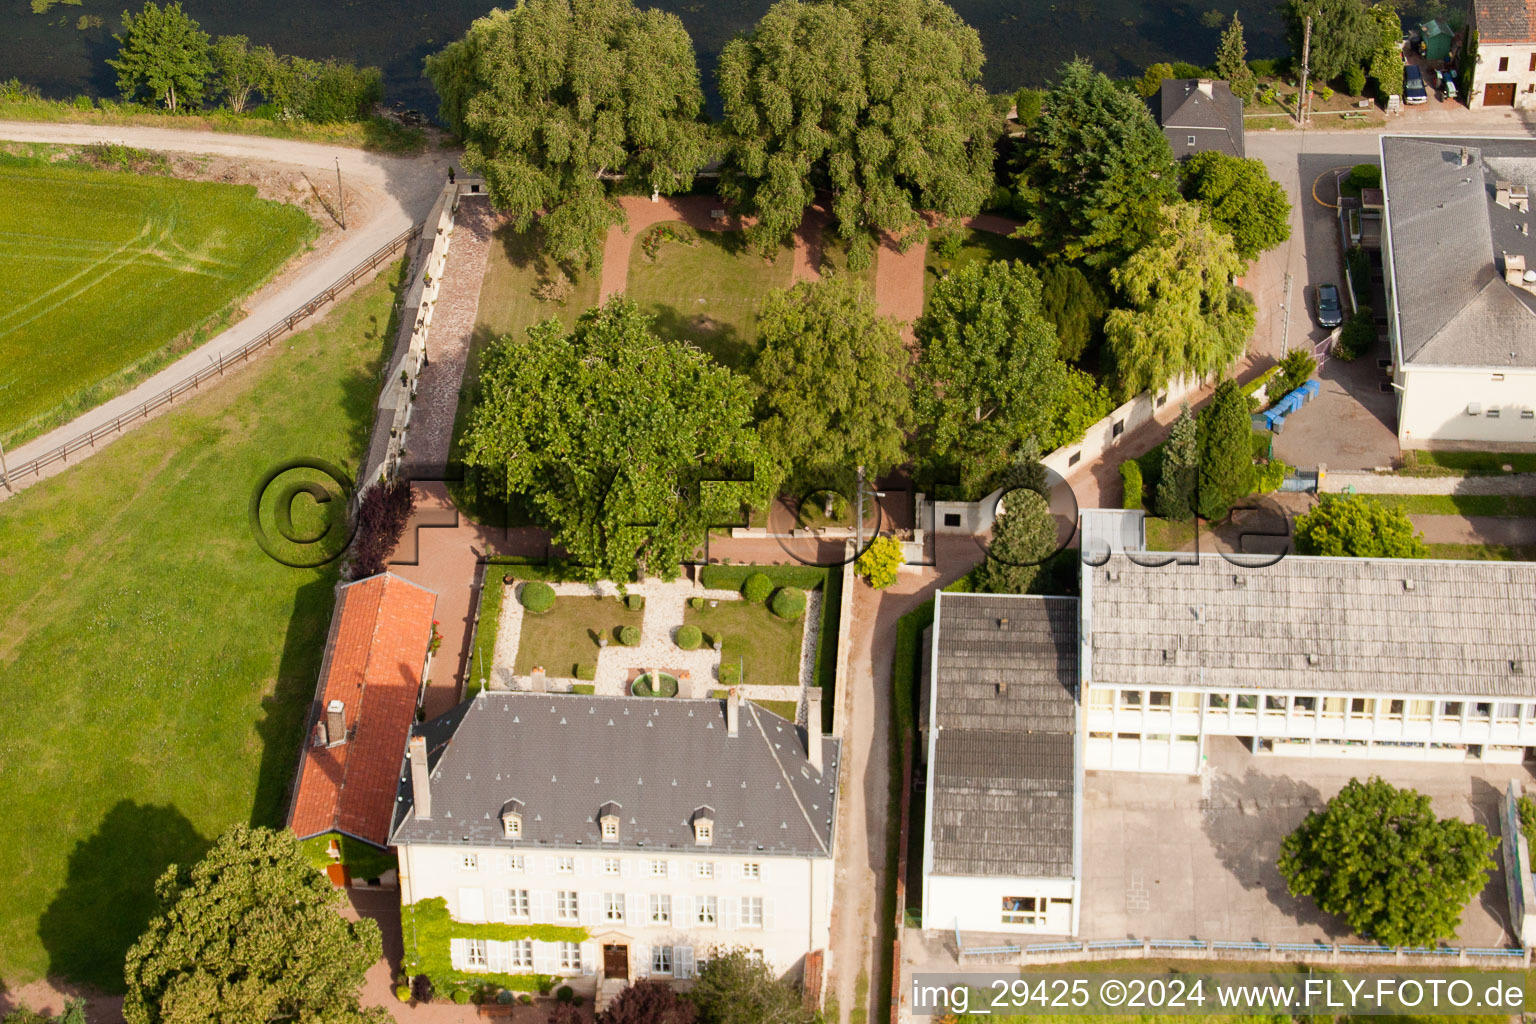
[2,223,422,489]
[1005,937,1531,966]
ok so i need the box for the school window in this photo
[741,896,764,928]
[1089,688,1113,709]
[1119,690,1143,710]
[1489,408,1501,418]
[601,818,619,841]
[1266,695,1288,712]
[696,861,715,880]
[1350,698,1376,716]
[1474,702,1493,719]
[1235,694,1258,710]
[555,856,575,874]
[604,893,625,923]
[466,939,487,968]
[1187,135,1197,146]
[508,940,533,969]
[602,857,620,876]
[558,942,581,971]
[652,946,673,974]
[462,854,478,871]
[1002,896,1043,925]
[1293,696,1316,714]
[697,895,718,926]
[649,893,672,925]
[1207,693,1229,709]
[1529,52,1535,71]
[1148,691,1172,709]
[650,859,669,878]
[1441,701,1464,718]
[556,891,578,921]
[508,889,529,919]
[1175,692,1201,711]
[742,862,762,880]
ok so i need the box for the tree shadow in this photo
[37,801,209,991]
[642,302,752,370]
[1469,775,1516,942]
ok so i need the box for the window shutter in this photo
[533,890,555,922]
[620,858,631,878]
[578,891,598,927]
[759,862,770,884]
[488,940,507,973]
[634,943,650,978]
[721,896,738,931]
[667,859,678,878]
[458,887,486,923]
[450,937,468,970]
[492,888,508,924]
[676,946,695,980]
[545,856,557,874]
[764,898,775,931]
[580,941,597,976]
[532,940,558,974]
[627,891,641,925]
[687,894,698,926]
[575,857,585,876]
[731,861,741,881]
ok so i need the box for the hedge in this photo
[676,624,703,650]
[399,898,573,996]
[699,565,827,591]
[519,581,555,613]
[625,594,644,611]
[770,587,807,621]
[741,572,774,604]
[1120,460,1144,511]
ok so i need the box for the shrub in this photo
[1255,459,1291,494]
[536,271,573,304]
[688,596,705,610]
[518,994,533,1005]
[572,683,596,694]
[395,985,412,1002]
[557,986,574,1004]
[676,624,703,650]
[1120,460,1144,511]
[720,663,742,686]
[267,55,384,123]
[348,478,417,581]
[929,221,965,258]
[519,581,556,613]
[1344,65,1367,95]
[1248,57,1283,78]
[741,572,774,604]
[1335,311,1376,360]
[625,593,644,611]
[855,536,904,589]
[1271,348,1317,400]
[769,587,807,621]
[1294,494,1428,558]
[619,624,641,647]
[1170,61,1208,79]
[496,990,514,1005]
[1349,163,1382,190]
[575,664,596,682]
[452,990,471,1005]
[1259,87,1279,105]
[700,565,826,591]
[1136,62,1174,97]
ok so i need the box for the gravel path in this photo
[1322,471,1536,495]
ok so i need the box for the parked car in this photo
[1315,283,1344,329]
[1404,64,1429,104]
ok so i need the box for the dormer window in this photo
[501,798,524,839]
[692,805,715,846]
[598,801,622,843]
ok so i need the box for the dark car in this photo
[1315,283,1344,329]
[1404,64,1429,104]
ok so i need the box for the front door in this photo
[603,944,628,979]
[1485,82,1516,106]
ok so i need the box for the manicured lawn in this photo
[684,599,805,688]
[1427,543,1536,562]
[1400,450,1536,475]
[466,571,507,697]
[625,221,794,370]
[0,261,404,990]
[0,153,317,445]
[1145,516,1199,551]
[751,699,799,722]
[512,595,643,678]
[1361,493,1536,517]
[923,226,1033,308]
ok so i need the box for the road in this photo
[0,122,453,491]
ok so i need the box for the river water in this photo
[4,0,1290,117]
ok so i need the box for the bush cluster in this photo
[741,572,774,603]
[625,593,644,611]
[769,587,806,621]
[619,624,640,646]
[676,624,703,650]
[1120,460,1144,511]
[348,478,416,581]
[1335,311,1376,360]
[519,581,556,613]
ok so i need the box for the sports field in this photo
[0,155,315,444]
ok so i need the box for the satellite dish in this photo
[1523,270,1536,283]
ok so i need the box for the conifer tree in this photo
[1157,403,1197,520]
[1195,379,1254,521]
[1215,13,1255,102]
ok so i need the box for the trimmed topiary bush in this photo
[452,990,471,1005]
[557,986,575,1004]
[519,994,533,1005]
[741,572,773,604]
[676,624,703,650]
[1120,460,1144,511]
[519,581,556,613]
[625,593,644,611]
[689,596,705,610]
[769,586,807,621]
[619,624,641,646]
[575,663,596,681]
[396,985,412,1003]
[496,990,514,1005]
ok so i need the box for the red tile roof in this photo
[1476,0,1536,43]
[288,572,437,848]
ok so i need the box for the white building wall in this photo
[1397,364,1536,448]
[398,842,831,983]
[1469,42,1536,110]
[925,874,1078,935]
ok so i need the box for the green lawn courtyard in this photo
[625,221,794,370]
[923,225,1032,308]
[684,598,805,689]
[0,152,317,445]
[0,260,403,990]
[513,594,645,678]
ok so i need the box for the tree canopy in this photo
[753,275,911,492]
[1181,150,1292,261]
[1102,202,1254,398]
[1194,378,1255,520]
[459,299,766,581]
[1214,14,1255,102]
[1293,494,1429,558]
[1156,403,1197,520]
[914,260,1104,496]
[688,948,811,1024]
[971,475,1058,595]
[1013,60,1179,268]
[717,0,1000,264]
[426,0,712,272]
[599,979,695,1024]
[108,1,212,112]
[1285,0,1380,83]
[122,825,386,1024]
[1278,777,1499,946]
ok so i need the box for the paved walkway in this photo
[0,121,452,494]
[1411,514,1536,548]
[873,226,928,344]
[1323,471,1536,495]
[597,194,754,301]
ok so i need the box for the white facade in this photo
[1084,683,1536,773]
[1469,41,1536,109]
[1394,363,1536,448]
[924,874,1079,936]
[397,841,833,988]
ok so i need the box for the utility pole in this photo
[1298,14,1313,126]
[0,439,10,492]
[854,464,866,555]
[335,157,347,230]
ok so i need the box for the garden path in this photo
[597,195,754,302]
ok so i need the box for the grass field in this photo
[0,260,403,990]
[512,595,643,678]
[923,226,1033,308]
[625,221,794,370]
[684,599,805,688]
[0,154,316,445]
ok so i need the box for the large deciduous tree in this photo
[1181,150,1292,261]
[717,0,1000,266]
[209,35,267,113]
[1013,60,1178,269]
[122,825,386,1024]
[1103,202,1254,398]
[753,276,912,492]
[109,1,212,112]
[1293,494,1429,558]
[1278,777,1498,946]
[425,0,712,273]
[689,948,811,1024]
[460,300,765,582]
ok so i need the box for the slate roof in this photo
[390,693,838,857]
[1381,136,1536,367]
[1155,79,1245,158]
[1475,0,1536,43]
[927,594,1078,879]
[289,573,437,848]
[1088,553,1536,697]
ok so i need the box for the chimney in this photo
[1197,78,1214,97]
[805,689,823,773]
[409,734,431,820]
[326,700,346,746]
[726,688,740,737]
[530,666,545,693]
[678,671,693,700]
[1460,146,1472,167]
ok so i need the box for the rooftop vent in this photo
[997,617,1009,627]
[1403,578,1416,591]
[1307,653,1321,666]
[1233,575,1247,587]
[997,680,1009,696]
[1513,660,1525,675]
